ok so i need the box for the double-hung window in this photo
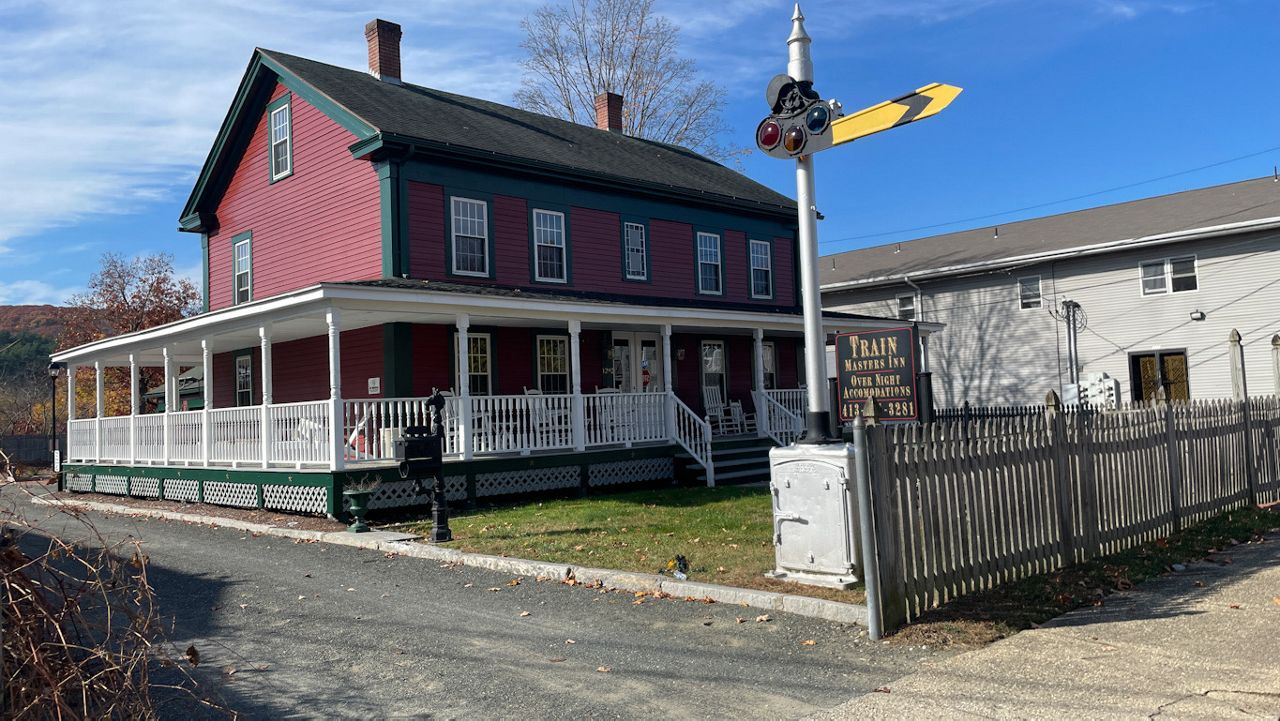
[235,355,253,407]
[233,236,252,305]
[536,336,569,393]
[749,240,773,298]
[1018,275,1042,309]
[624,222,647,280]
[697,232,722,294]
[897,293,916,321]
[762,341,777,390]
[701,340,726,397]
[451,197,489,276]
[1141,255,1197,295]
[532,209,567,282]
[269,100,292,180]
[457,333,491,396]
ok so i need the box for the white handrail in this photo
[671,394,715,487]
[756,390,803,447]
[764,388,805,417]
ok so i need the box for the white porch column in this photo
[129,354,139,464]
[753,328,767,438]
[327,309,345,471]
[456,314,473,460]
[162,347,173,465]
[569,320,585,451]
[94,360,104,462]
[201,340,212,466]
[260,325,273,468]
[920,332,931,373]
[67,364,77,422]
[661,325,675,441]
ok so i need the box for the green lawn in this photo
[402,486,866,605]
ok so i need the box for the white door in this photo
[611,332,663,392]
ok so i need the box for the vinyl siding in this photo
[825,229,1280,405]
[207,82,381,310]
[211,326,383,407]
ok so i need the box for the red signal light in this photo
[758,120,782,150]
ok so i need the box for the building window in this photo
[1018,275,1042,309]
[233,236,252,305]
[701,340,726,397]
[624,222,647,280]
[269,100,292,181]
[1130,350,1190,401]
[1141,255,1198,295]
[762,341,777,390]
[697,232,722,295]
[897,293,916,321]
[536,336,569,393]
[235,355,253,407]
[458,333,491,395]
[532,209,567,282]
[451,197,489,276]
[750,240,773,298]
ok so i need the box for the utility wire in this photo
[819,145,1280,248]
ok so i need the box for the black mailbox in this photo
[394,389,451,543]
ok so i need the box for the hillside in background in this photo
[0,305,80,340]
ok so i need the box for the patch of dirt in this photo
[43,491,345,533]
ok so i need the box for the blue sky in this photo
[1,0,1277,305]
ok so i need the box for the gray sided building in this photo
[820,176,1280,407]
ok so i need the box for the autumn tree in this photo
[0,332,55,435]
[60,253,201,419]
[514,0,739,161]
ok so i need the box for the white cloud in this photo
[0,0,537,254]
[0,279,81,306]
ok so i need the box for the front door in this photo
[1129,350,1190,402]
[610,332,663,392]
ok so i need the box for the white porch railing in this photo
[755,391,803,447]
[99,416,131,462]
[672,395,715,487]
[764,388,805,418]
[68,419,97,462]
[136,415,165,462]
[267,401,332,467]
[209,406,263,465]
[168,410,205,463]
[472,394,574,455]
[343,396,457,462]
[584,392,666,447]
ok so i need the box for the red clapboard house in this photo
[54,19,925,516]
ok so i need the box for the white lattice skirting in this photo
[203,481,258,508]
[94,474,129,495]
[345,476,466,512]
[588,458,673,487]
[130,476,161,498]
[162,478,199,502]
[66,472,93,492]
[263,485,328,515]
[475,466,581,497]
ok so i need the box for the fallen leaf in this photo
[520,611,531,617]
[463,583,474,588]
[238,603,248,610]
[756,614,771,623]
[873,686,891,694]
[487,587,501,592]
[736,617,747,624]
[633,599,645,605]
[596,666,611,673]
[548,657,566,663]
[185,645,200,668]
[297,595,306,601]
[508,578,522,587]
[1193,581,1205,588]
[1273,596,1280,606]
[565,639,576,645]
[222,666,238,676]
[346,587,356,592]
[702,620,713,626]
[1229,604,1242,609]
[801,639,816,646]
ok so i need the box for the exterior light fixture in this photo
[1189,310,1206,321]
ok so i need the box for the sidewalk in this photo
[815,532,1280,720]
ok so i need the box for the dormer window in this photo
[268,95,293,182]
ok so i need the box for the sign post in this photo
[765,4,960,603]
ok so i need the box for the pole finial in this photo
[787,4,813,82]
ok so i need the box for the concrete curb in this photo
[32,495,869,626]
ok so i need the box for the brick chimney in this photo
[594,92,623,133]
[364,19,402,83]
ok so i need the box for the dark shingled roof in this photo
[260,50,794,213]
[821,176,1280,288]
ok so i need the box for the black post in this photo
[427,391,452,543]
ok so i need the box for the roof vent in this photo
[364,19,402,84]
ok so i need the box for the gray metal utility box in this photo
[765,443,862,589]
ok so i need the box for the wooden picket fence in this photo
[865,395,1280,625]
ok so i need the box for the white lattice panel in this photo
[95,474,129,495]
[204,481,258,508]
[130,477,160,498]
[263,484,327,514]
[475,466,580,497]
[345,475,467,512]
[445,474,466,502]
[163,478,198,502]
[588,457,673,487]
[66,472,93,492]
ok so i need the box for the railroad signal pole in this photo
[762,4,961,442]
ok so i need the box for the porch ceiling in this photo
[52,282,939,366]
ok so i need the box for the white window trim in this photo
[269,104,291,180]
[1140,254,1199,296]
[457,332,492,396]
[233,238,252,305]
[235,354,253,407]
[697,232,723,296]
[532,209,567,283]
[896,292,917,321]
[624,222,647,280]
[535,335,570,392]
[749,239,773,299]
[1017,274,1042,310]
[450,196,490,277]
